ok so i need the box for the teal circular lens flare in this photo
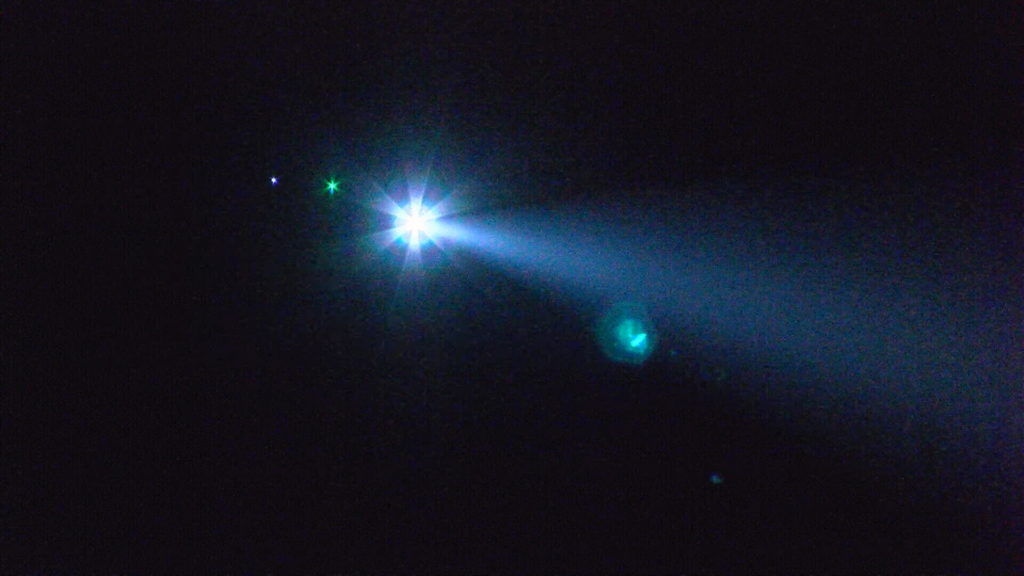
[596,302,657,365]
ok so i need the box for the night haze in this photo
[4,1,1022,573]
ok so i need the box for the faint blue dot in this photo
[710,473,724,485]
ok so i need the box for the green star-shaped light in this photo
[325,178,339,195]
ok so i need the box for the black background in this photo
[4,2,1022,573]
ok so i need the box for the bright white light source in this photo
[394,203,438,248]
[407,212,427,234]
[270,176,278,185]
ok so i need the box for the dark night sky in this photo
[4,1,1023,573]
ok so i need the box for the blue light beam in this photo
[430,184,1021,549]
[440,195,1020,480]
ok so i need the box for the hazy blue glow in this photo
[428,186,1020,537]
[446,202,1017,387]
[270,176,278,185]
[441,192,1021,484]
